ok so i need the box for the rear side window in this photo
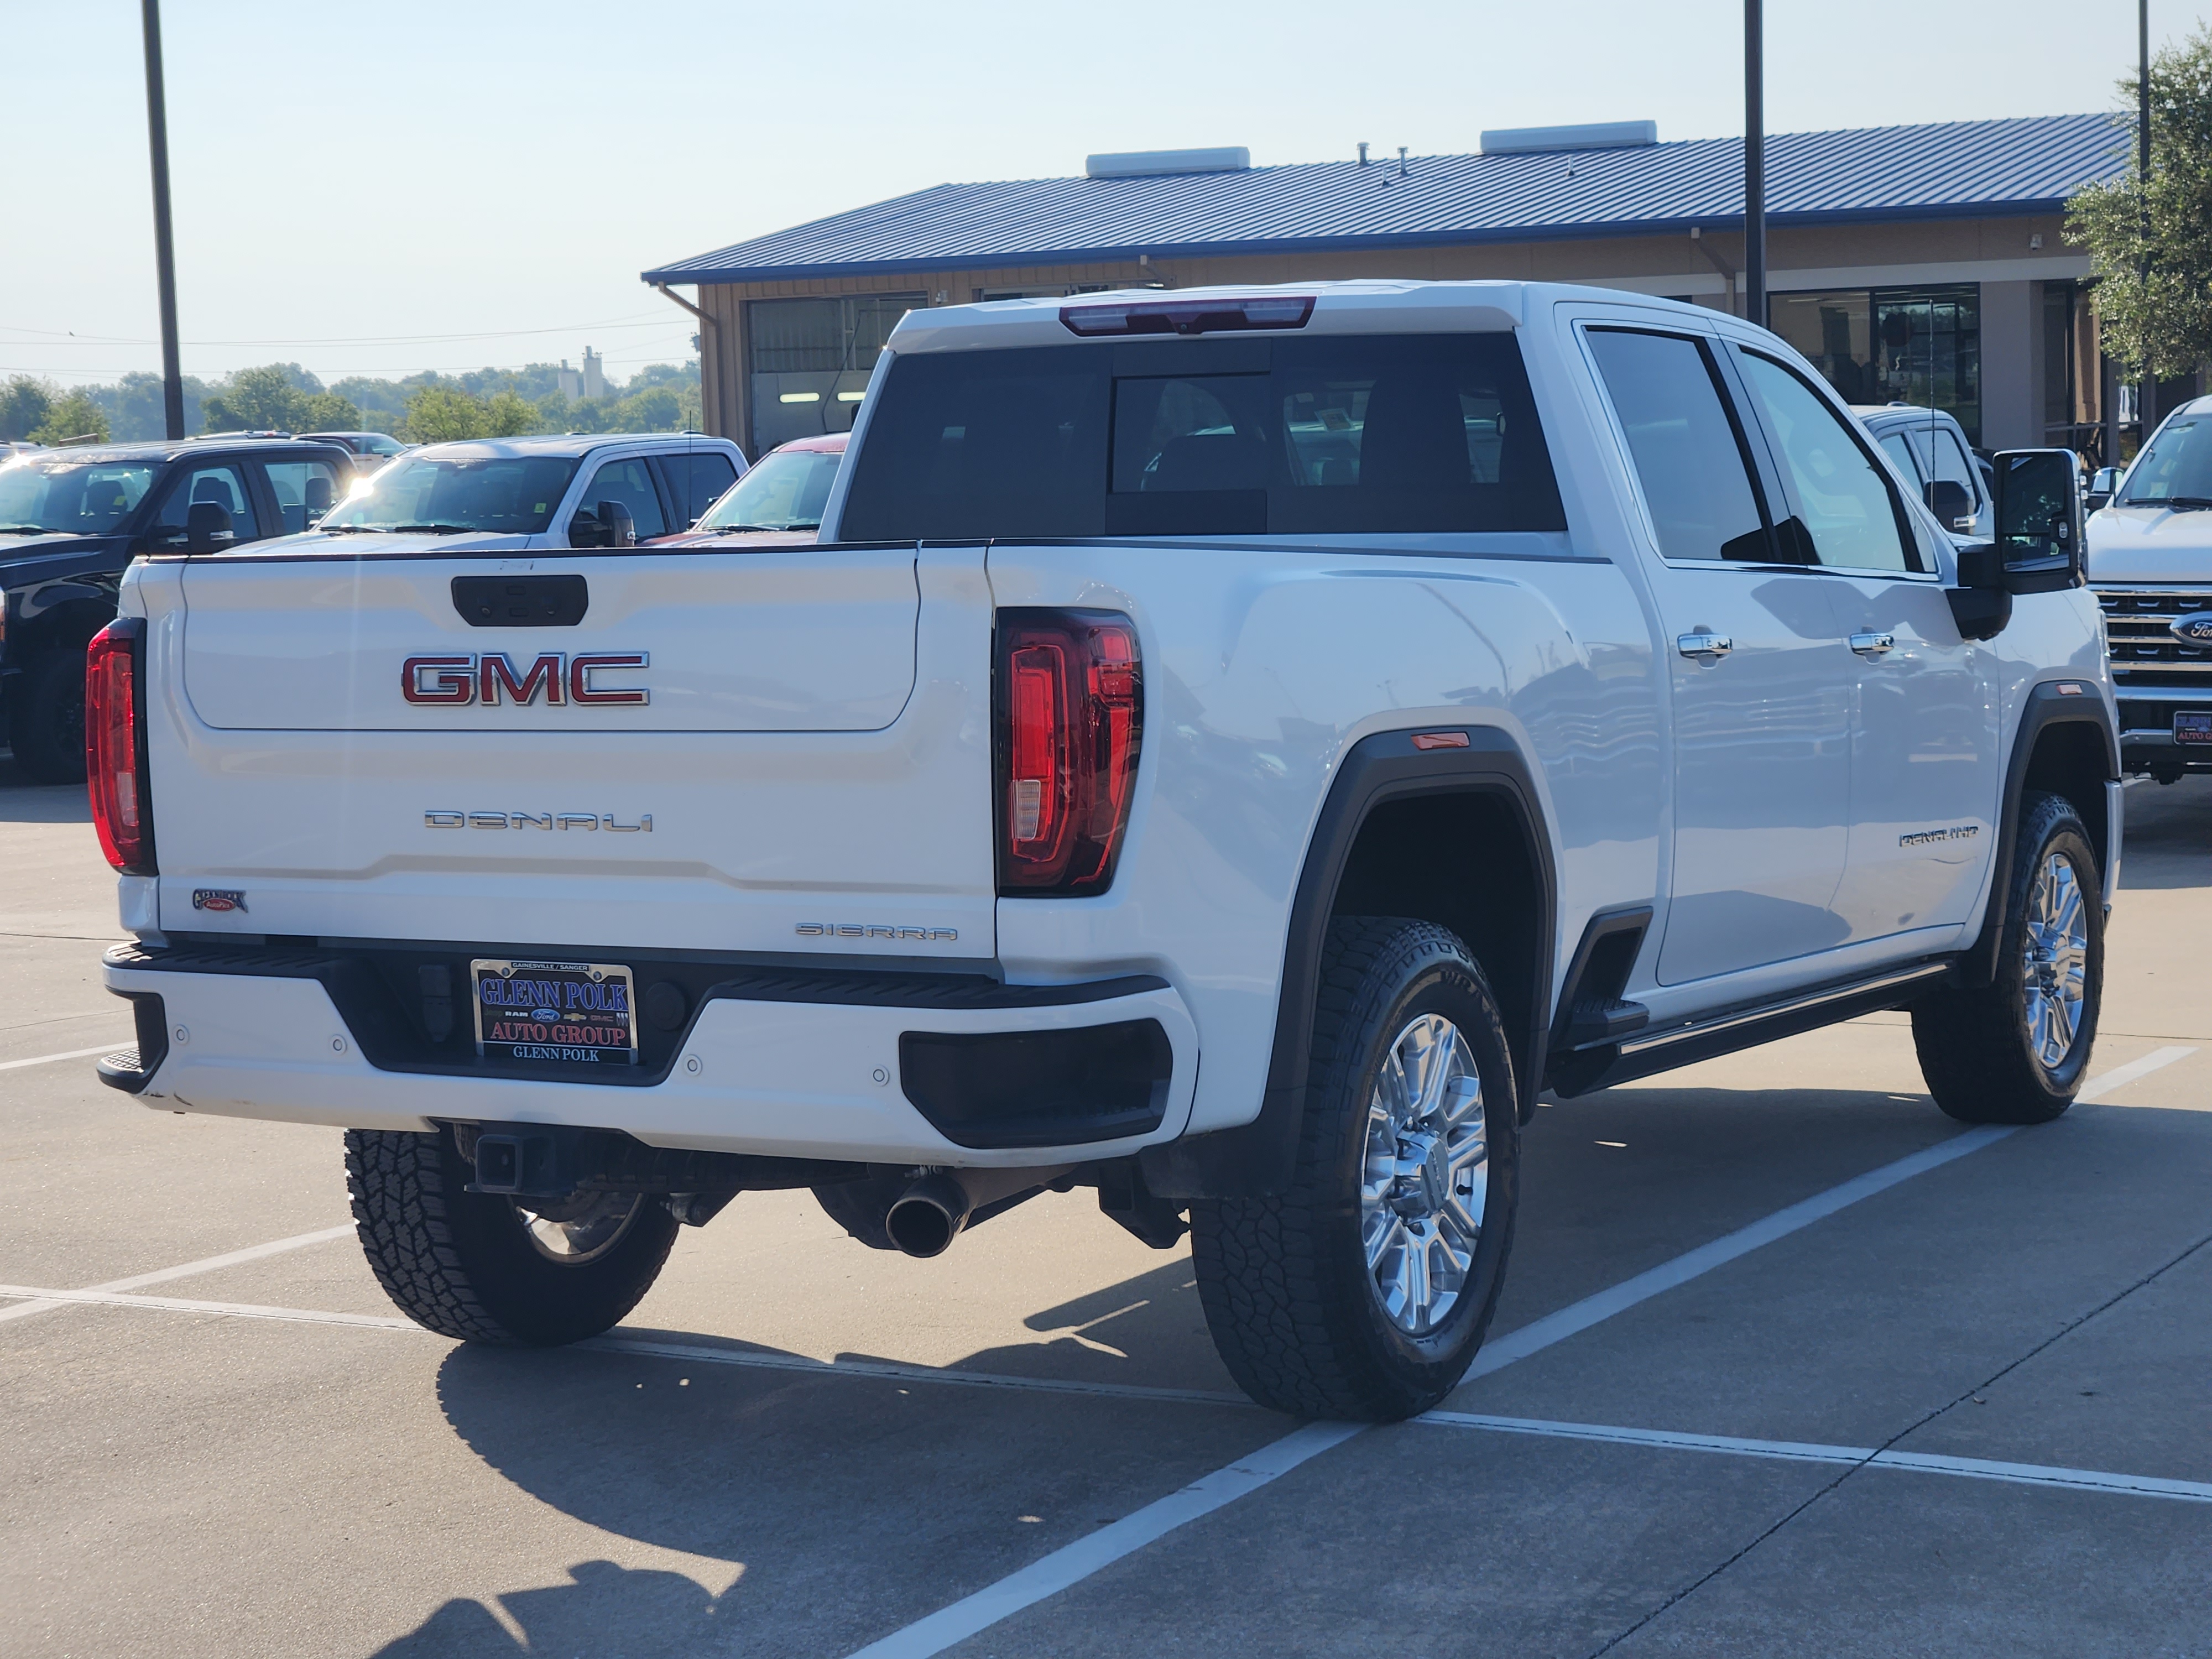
[151,463,261,543]
[260,459,344,534]
[660,451,739,525]
[837,334,1564,541]
[1585,328,1773,563]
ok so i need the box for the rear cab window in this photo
[657,450,740,527]
[258,457,347,534]
[151,461,261,545]
[837,333,1565,541]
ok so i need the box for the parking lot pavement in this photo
[3,760,2209,1659]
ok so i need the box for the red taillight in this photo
[86,619,154,874]
[996,609,1142,895]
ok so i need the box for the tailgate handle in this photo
[451,575,589,628]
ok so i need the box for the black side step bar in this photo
[1549,959,1953,1098]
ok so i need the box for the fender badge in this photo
[192,889,248,914]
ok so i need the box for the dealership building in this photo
[643,113,2148,461]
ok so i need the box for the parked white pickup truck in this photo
[91,281,2116,1419]
[2086,397,2212,781]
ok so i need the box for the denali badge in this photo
[192,888,248,913]
[2169,612,2212,645]
[425,812,651,832]
[1898,824,1980,848]
[401,652,649,707]
[796,922,959,942]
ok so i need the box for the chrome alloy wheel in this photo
[2021,849,2090,1071]
[514,1191,645,1264]
[1359,1012,1489,1336]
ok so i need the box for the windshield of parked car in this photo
[320,455,577,534]
[2120,416,2212,506]
[0,460,159,535]
[695,446,842,532]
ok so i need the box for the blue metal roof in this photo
[642,114,2127,286]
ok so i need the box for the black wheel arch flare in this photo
[1142,727,1557,1202]
[1960,681,2120,990]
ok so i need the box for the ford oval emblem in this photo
[2171,612,2212,644]
[532,1007,560,1022]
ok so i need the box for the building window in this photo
[748,292,924,448]
[1766,283,1981,445]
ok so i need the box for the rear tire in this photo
[1191,917,1520,1421]
[345,1128,679,1345]
[9,651,88,785]
[1912,791,2103,1125]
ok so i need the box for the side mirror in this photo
[601,499,637,547]
[567,508,606,549]
[1991,448,2085,594]
[2086,466,2124,511]
[185,500,234,554]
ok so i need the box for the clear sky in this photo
[5,0,2201,389]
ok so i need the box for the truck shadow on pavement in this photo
[2112,775,2212,890]
[371,1561,726,1657]
[375,1255,1241,1657]
[0,759,90,823]
[364,1078,2017,1656]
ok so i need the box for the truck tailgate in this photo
[139,546,997,957]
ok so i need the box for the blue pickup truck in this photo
[0,437,351,780]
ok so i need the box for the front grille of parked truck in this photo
[2096,587,2212,685]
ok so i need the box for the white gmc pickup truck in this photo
[91,282,2117,1420]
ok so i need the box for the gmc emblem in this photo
[401,652,649,707]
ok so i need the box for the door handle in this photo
[1849,631,1897,659]
[1676,632,1733,662]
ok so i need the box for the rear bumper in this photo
[101,945,1198,1167]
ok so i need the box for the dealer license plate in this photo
[2176,712,2212,747]
[472,958,637,1067]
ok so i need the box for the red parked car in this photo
[649,431,845,546]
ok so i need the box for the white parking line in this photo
[0,1224,354,1327]
[844,1422,1366,1659]
[1419,1412,2212,1504]
[2076,1045,2197,1102]
[1463,1125,2012,1379]
[14,1277,2206,1511]
[0,1041,131,1073]
[0,1283,413,1331]
[837,1125,2018,1658]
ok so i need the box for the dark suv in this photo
[0,437,352,781]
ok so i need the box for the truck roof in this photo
[1,438,347,467]
[881,278,1718,356]
[394,434,737,462]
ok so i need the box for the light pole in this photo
[1743,0,1765,327]
[140,0,184,440]
[2137,0,2153,441]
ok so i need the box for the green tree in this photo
[0,375,54,442]
[612,386,681,433]
[482,389,542,437]
[299,392,362,431]
[2068,25,2212,377]
[92,371,208,441]
[203,364,315,432]
[400,387,487,444]
[29,389,112,446]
